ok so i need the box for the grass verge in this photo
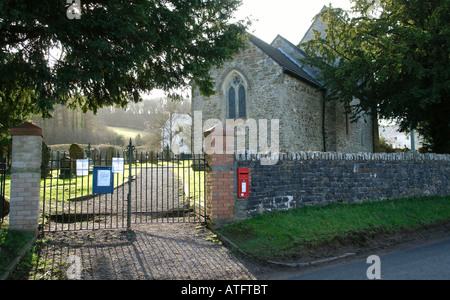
[217,195,450,262]
[0,230,35,275]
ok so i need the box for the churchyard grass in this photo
[3,160,204,209]
[156,160,205,212]
[3,164,141,203]
[41,164,141,202]
[218,195,450,261]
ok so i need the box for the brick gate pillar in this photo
[9,123,43,232]
[204,128,236,229]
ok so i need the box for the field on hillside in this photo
[107,126,147,140]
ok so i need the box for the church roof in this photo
[271,34,309,58]
[249,35,322,88]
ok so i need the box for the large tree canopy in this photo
[0,0,249,138]
[301,0,449,153]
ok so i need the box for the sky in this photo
[233,0,353,44]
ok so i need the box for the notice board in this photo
[92,166,114,194]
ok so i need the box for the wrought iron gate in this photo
[41,141,207,232]
[0,156,8,224]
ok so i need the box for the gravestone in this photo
[90,147,101,166]
[59,153,72,178]
[69,144,85,160]
[98,145,119,166]
[69,144,85,173]
[41,141,51,178]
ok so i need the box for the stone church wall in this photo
[335,100,374,153]
[272,35,375,153]
[280,75,324,151]
[192,36,374,154]
[192,40,327,153]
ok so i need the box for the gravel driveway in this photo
[27,223,268,280]
[32,160,269,280]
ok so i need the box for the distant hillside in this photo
[32,105,126,146]
[107,126,148,141]
[95,99,160,131]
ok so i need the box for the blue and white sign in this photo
[92,166,114,194]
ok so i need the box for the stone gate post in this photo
[9,123,43,232]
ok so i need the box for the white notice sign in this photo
[97,170,111,187]
[76,159,89,176]
[112,158,124,173]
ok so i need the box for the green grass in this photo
[156,160,205,210]
[218,195,450,260]
[3,174,10,199]
[175,160,205,208]
[40,164,140,203]
[2,164,141,203]
[3,164,141,228]
[0,230,34,274]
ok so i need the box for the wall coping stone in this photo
[235,151,450,162]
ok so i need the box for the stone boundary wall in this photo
[233,151,450,222]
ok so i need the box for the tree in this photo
[0,0,249,137]
[31,105,124,145]
[301,0,450,153]
[145,97,190,151]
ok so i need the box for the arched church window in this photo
[228,86,236,119]
[227,74,247,119]
[238,86,246,118]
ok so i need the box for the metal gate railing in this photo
[41,142,207,232]
[0,156,9,225]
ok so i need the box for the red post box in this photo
[237,168,250,198]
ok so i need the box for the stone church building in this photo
[192,19,376,154]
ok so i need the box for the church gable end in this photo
[191,39,284,124]
[192,30,375,154]
[249,35,321,89]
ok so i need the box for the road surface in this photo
[282,237,450,280]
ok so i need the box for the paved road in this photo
[283,237,450,280]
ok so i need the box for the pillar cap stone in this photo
[204,126,235,137]
[10,122,43,138]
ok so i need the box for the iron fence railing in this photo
[0,156,9,225]
[41,142,206,232]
